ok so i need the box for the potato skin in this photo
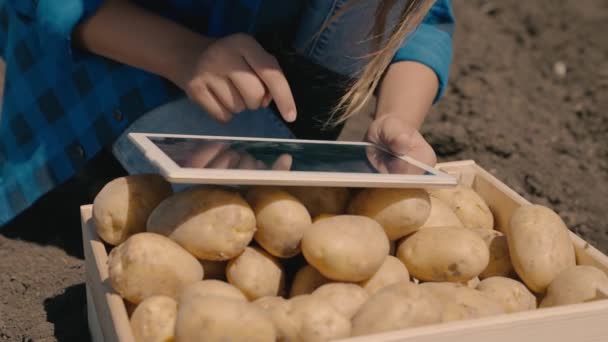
[477,277,537,313]
[351,282,442,336]
[348,188,431,240]
[507,205,576,293]
[312,283,369,319]
[108,233,203,304]
[289,295,352,342]
[420,282,505,322]
[175,296,276,342]
[540,266,608,308]
[147,186,256,261]
[430,185,494,230]
[289,265,330,297]
[285,186,350,217]
[130,296,177,342]
[227,247,285,300]
[93,174,172,245]
[179,280,247,302]
[253,296,299,342]
[469,228,514,279]
[247,187,312,258]
[419,196,464,230]
[397,226,489,282]
[301,215,390,282]
[359,256,410,295]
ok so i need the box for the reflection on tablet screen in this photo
[149,137,430,176]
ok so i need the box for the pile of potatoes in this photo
[92,174,608,342]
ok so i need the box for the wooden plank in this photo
[81,205,135,342]
[86,285,105,342]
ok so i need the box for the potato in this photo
[285,186,350,217]
[93,174,172,245]
[397,226,489,282]
[348,188,431,240]
[301,215,390,282]
[469,228,514,279]
[130,296,177,342]
[175,295,276,342]
[507,205,576,293]
[430,185,494,230]
[312,214,336,223]
[147,186,256,260]
[289,295,352,342]
[420,282,505,322]
[477,277,537,313]
[227,247,285,300]
[199,260,227,281]
[289,265,330,297]
[179,280,247,302]
[540,266,608,308]
[253,296,299,341]
[359,256,410,295]
[246,187,312,258]
[351,282,442,336]
[312,283,369,318]
[419,196,464,230]
[108,233,203,303]
[463,277,480,288]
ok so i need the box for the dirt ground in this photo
[1,1,607,341]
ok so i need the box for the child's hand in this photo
[366,114,437,172]
[175,34,297,123]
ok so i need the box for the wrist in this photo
[163,35,214,89]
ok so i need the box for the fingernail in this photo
[287,110,297,122]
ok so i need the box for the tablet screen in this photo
[147,136,433,176]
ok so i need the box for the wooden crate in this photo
[81,160,608,342]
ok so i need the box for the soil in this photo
[1,0,607,341]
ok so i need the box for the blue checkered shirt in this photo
[0,0,454,226]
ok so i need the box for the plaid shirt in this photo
[0,0,454,226]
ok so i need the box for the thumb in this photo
[375,116,416,155]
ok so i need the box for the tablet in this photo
[128,133,457,188]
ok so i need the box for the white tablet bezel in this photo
[127,133,457,188]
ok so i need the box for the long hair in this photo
[326,0,435,126]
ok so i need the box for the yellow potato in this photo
[289,265,330,297]
[301,215,390,282]
[246,187,312,258]
[359,256,410,295]
[253,296,299,342]
[147,186,256,260]
[130,296,177,342]
[430,185,494,230]
[397,226,489,282]
[93,174,172,245]
[348,188,431,240]
[199,260,227,281]
[312,214,336,223]
[312,283,369,318]
[540,266,608,308]
[289,295,352,342]
[351,282,442,336]
[285,186,350,217]
[420,282,505,322]
[226,247,285,300]
[179,280,247,302]
[108,233,203,304]
[507,205,576,293]
[419,196,464,230]
[175,295,276,342]
[469,228,514,279]
[477,277,537,313]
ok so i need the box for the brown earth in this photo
[1,1,607,341]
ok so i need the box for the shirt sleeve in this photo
[391,0,455,103]
[33,0,104,61]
